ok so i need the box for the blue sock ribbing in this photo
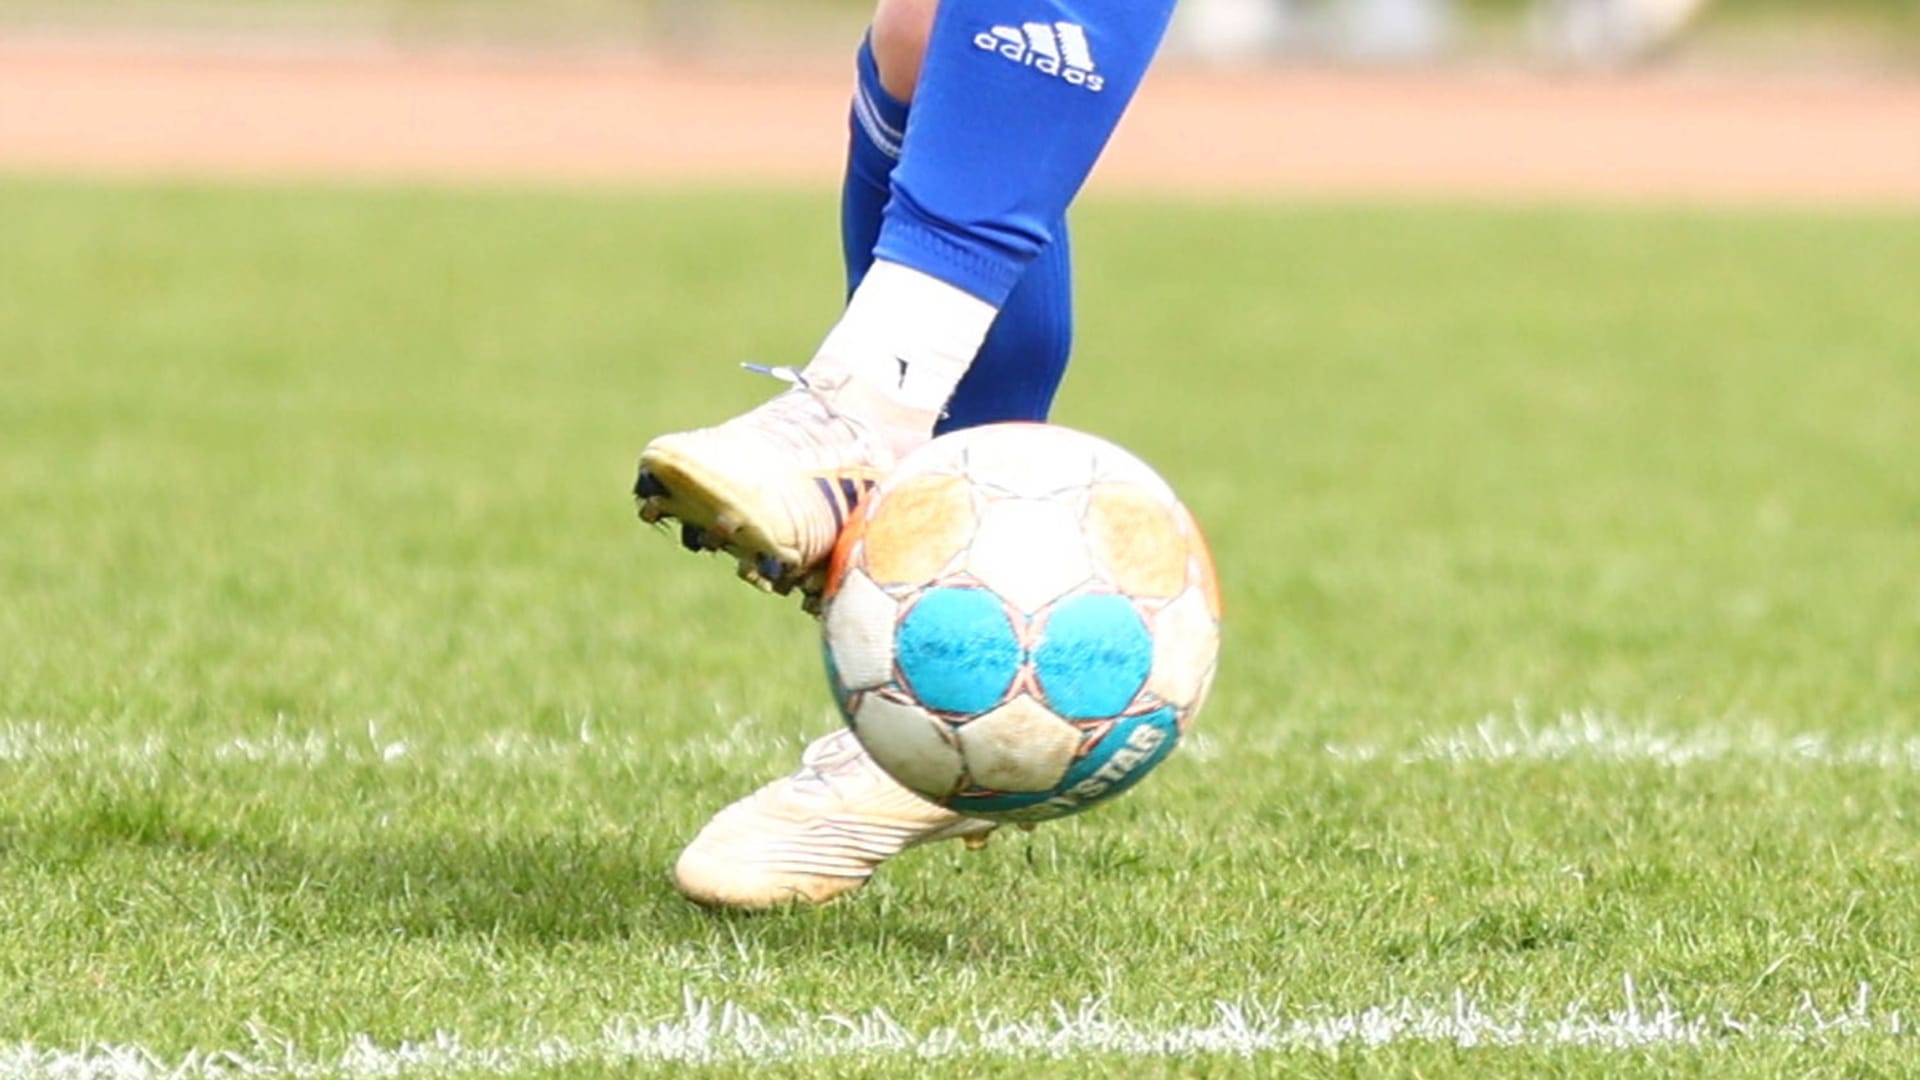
[840,36,1081,430]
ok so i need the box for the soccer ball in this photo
[819,423,1221,824]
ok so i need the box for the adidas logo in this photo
[974,22,1105,92]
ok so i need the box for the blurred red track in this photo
[2,36,1917,203]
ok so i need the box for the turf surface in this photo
[2,181,1918,1075]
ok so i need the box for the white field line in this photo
[7,713,1920,775]
[0,981,1907,1077]
[0,718,786,772]
[1319,711,1920,770]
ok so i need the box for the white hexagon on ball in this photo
[824,568,899,692]
[1148,586,1221,710]
[965,498,1092,614]
[956,695,1082,793]
[958,424,1097,499]
[852,693,965,798]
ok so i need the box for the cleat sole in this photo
[636,444,821,611]
[735,559,776,593]
[633,471,670,500]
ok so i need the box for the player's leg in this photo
[634,0,1175,608]
[673,0,1026,912]
[667,0,1171,911]
[843,17,1077,434]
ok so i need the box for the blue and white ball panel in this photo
[1147,586,1220,711]
[1054,707,1181,812]
[1032,592,1154,720]
[954,695,1081,792]
[823,568,899,693]
[851,693,965,796]
[964,498,1092,614]
[949,708,1181,822]
[895,586,1022,715]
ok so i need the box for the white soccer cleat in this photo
[635,367,908,608]
[672,728,999,910]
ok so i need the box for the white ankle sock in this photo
[804,260,998,454]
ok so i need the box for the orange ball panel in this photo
[861,474,977,587]
[1084,484,1190,601]
[1180,505,1223,620]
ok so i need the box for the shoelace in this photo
[737,363,870,453]
[740,362,806,387]
[792,729,884,796]
[746,362,955,424]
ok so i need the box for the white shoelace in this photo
[736,363,872,455]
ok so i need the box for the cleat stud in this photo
[800,593,823,617]
[638,500,664,524]
[680,524,706,552]
[634,471,669,500]
[756,554,784,581]
[963,833,993,852]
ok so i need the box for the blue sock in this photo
[842,39,1075,432]
[874,0,1176,307]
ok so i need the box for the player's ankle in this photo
[806,368,933,457]
[802,259,998,456]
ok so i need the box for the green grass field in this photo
[3,180,1919,1076]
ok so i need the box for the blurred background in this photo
[2,0,1919,1057]
[2,0,1916,203]
[0,0,1915,68]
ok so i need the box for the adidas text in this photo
[974,22,1106,92]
